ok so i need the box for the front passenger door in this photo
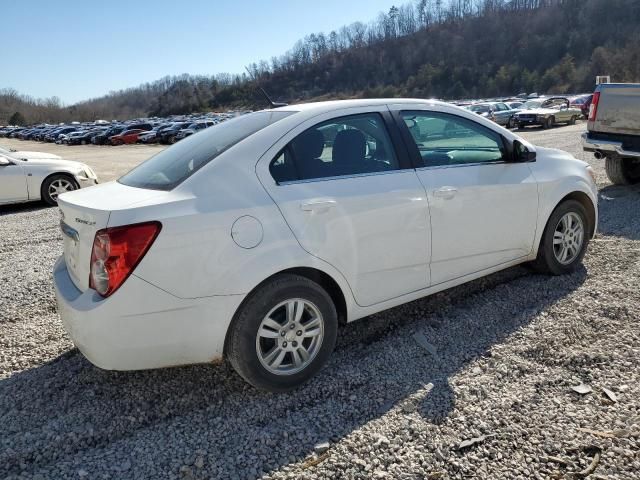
[0,156,28,204]
[396,109,538,286]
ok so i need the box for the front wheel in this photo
[543,116,554,129]
[569,115,577,125]
[226,274,338,392]
[531,200,589,275]
[42,174,78,206]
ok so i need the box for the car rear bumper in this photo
[53,256,244,370]
[582,132,640,158]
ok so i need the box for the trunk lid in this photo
[57,181,168,291]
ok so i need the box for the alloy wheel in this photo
[48,178,75,200]
[553,212,584,265]
[256,298,324,375]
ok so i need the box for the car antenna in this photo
[258,87,288,109]
[245,66,288,109]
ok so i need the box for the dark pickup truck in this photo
[582,83,640,185]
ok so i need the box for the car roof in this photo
[272,98,449,114]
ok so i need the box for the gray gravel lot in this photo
[1,123,639,479]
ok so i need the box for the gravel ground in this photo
[1,122,639,479]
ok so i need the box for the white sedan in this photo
[0,150,98,206]
[54,99,597,391]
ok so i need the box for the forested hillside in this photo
[2,0,639,124]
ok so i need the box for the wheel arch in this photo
[557,191,597,238]
[223,266,349,356]
[39,171,79,200]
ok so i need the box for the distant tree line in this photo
[2,0,639,124]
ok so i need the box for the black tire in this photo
[569,115,577,125]
[226,274,338,392]
[518,122,525,130]
[531,200,590,275]
[168,135,176,145]
[605,156,640,185]
[543,116,554,129]
[41,174,79,206]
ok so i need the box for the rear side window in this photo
[400,111,505,167]
[119,111,293,190]
[270,113,399,183]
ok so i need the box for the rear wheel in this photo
[226,274,338,392]
[518,122,525,130]
[42,174,78,206]
[605,156,640,185]
[531,200,589,275]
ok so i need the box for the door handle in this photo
[434,186,458,199]
[300,199,337,213]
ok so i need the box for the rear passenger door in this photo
[257,107,432,307]
[393,107,538,286]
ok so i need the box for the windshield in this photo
[523,100,544,109]
[468,105,490,113]
[119,111,294,191]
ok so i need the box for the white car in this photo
[0,151,98,206]
[53,99,597,391]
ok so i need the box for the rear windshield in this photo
[119,111,294,191]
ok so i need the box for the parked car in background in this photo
[0,150,98,205]
[158,122,190,144]
[467,102,519,128]
[68,129,105,145]
[54,99,597,392]
[175,120,216,141]
[109,129,147,145]
[582,83,640,185]
[515,97,581,129]
[570,94,593,119]
[45,127,77,142]
[92,126,125,145]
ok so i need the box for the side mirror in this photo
[512,140,536,162]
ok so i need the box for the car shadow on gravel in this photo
[597,184,640,240]
[0,201,51,216]
[0,263,588,478]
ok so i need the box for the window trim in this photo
[269,111,410,185]
[392,109,510,169]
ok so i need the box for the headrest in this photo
[332,129,366,165]
[291,129,324,162]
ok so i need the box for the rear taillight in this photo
[588,92,600,121]
[89,222,161,297]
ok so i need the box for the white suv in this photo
[54,99,597,391]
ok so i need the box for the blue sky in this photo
[2,0,395,104]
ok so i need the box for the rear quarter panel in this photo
[125,137,356,314]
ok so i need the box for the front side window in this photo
[119,111,293,190]
[270,113,399,183]
[401,111,505,168]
